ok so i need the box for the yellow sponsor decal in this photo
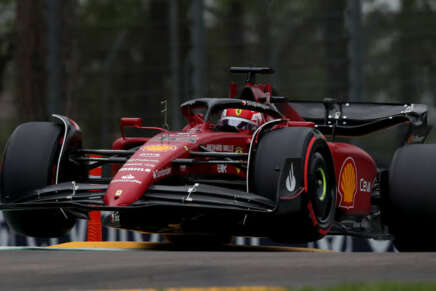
[235,147,244,175]
[338,157,357,208]
[235,108,242,116]
[143,144,176,152]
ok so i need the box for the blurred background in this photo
[0,0,435,250]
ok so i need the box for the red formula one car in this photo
[1,67,436,251]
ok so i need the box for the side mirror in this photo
[120,118,142,138]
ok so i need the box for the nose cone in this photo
[104,145,163,206]
[104,140,184,206]
[105,170,154,206]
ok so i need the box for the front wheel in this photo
[251,127,336,243]
[0,122,77,237]
[308,152,336,230]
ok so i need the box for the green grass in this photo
[151,283,436,291]
[297,282,436,291]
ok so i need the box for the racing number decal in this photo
[338,157,357,209]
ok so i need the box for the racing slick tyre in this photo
[0,122,76,237]
[388,144,436,251]
[251,127,336,243]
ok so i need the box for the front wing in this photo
[0,181,275,214]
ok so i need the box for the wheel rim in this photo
[310,153,334,223]
[316,168,327,202]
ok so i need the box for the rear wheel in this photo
[251,127,336,242]
[387,144,436,251]
[0,122,76,237]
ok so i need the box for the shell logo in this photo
[143,144,176,152]
[338,157,357,209]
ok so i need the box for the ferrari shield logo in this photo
[235,147,243,153]
[115,189,123,198]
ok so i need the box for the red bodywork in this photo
[104,80,377,217]
[328,142,375,216]
[105,130,251,206]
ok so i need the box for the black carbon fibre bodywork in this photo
[280,101,430,142]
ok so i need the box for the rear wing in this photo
[280,100,430,143]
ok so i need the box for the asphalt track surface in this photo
[0,243,436,290]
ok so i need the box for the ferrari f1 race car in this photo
[1,67,435,251]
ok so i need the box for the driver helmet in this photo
[219,109,264,131]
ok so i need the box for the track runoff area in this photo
[47,241,332,252]
[0,240,332,252]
